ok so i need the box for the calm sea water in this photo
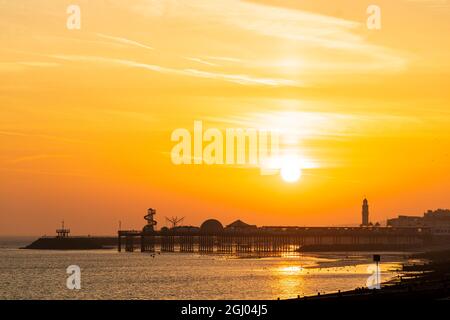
[0,237,407,300]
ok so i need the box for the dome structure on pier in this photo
[200,219,223,234]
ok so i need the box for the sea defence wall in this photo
[24,236,117,250]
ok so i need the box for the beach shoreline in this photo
[290,249,450,301]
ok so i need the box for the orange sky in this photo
[1,0,450,235]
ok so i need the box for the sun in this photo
[280,157,302,183]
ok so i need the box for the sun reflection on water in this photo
[272,260,403,299]
[278,265,304,275]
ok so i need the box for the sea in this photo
[0,236,409,300]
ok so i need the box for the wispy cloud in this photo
[203,56,243,63]
[49,54,300,86]
[184,57,218,67]
[404,0,449,5]
[9,154,70,164]
[130,0,407,73]
[96,33,155,50]
[0,167,89,177]
[206,110,419,140]
[0,61,59,72]
[0,130,85,143]
[183,68,298,86]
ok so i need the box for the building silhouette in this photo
[387,209,450,237]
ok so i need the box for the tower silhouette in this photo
[143,208,157,233]
[362,198,369,226]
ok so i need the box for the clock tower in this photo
[362,198,369,226]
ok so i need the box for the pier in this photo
[117,205,432,253]
[118,227,429,253]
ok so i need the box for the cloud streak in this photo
[130,0,407,73]
[49,54,300,86]
[9,154,70,164]
[0,61,60,72]
[96,33,155,50]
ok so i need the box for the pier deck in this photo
[118,227,429,253]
